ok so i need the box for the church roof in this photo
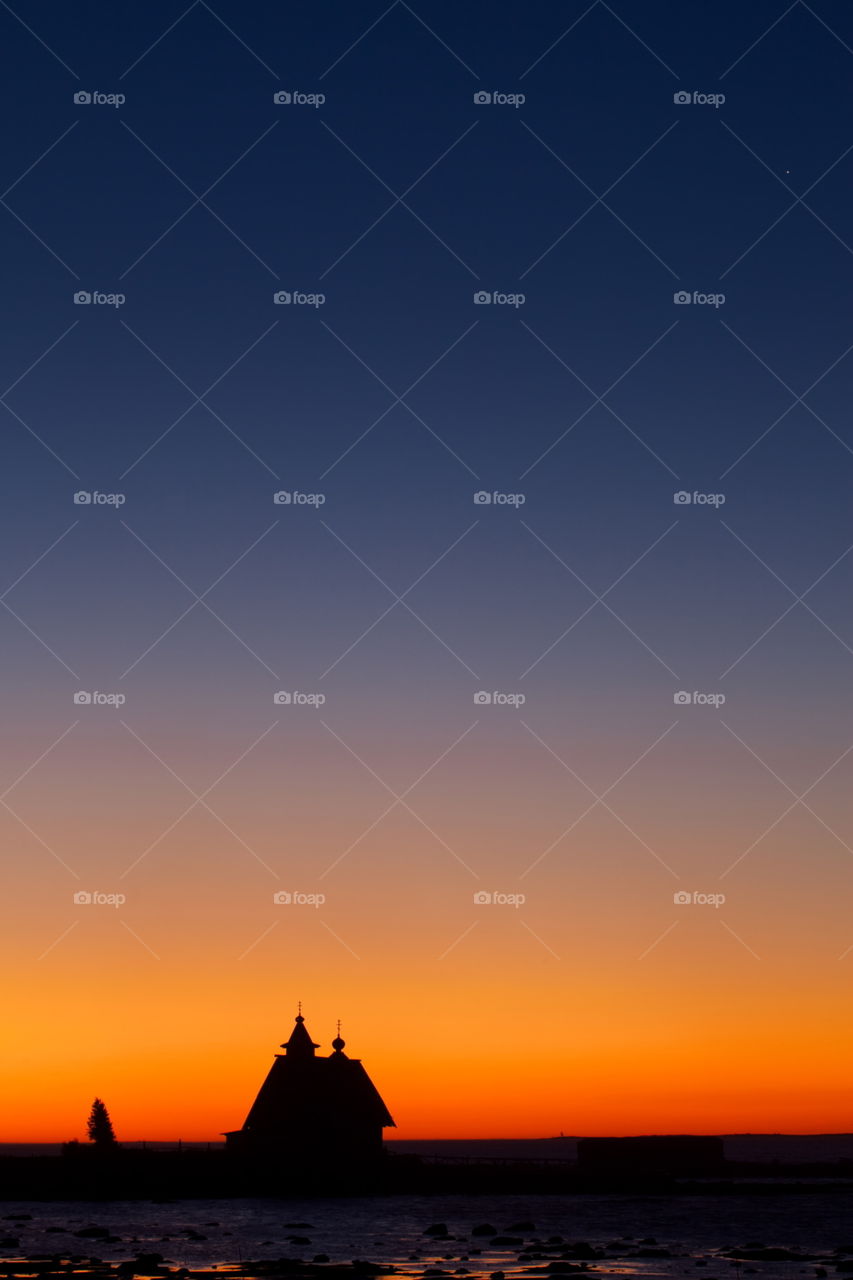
[235,1013,395,1135]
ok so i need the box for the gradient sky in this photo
[2,0,853,1141]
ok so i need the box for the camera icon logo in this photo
[673,890,692,904]
[73,690,92,705]
[673,91,692,105]
[273,690,292,705]
[273,890,293,904]
[473,891,493,904]
[273,491,292,504]
[74,291,92,305]
[673,490,692,504]
[473,91,492,105]
[473,490,492,504]
[673,690,691,705]
[673,290,692,304]
[273,291,292,304]
[473,690,492,705]
[73,490,92,504]
[273,91,292,104]
[473,290,491,304]
[73,890,93,904]
[74,91,92,104]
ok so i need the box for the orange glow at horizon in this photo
[4,928,853,1142]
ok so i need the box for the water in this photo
[2,1193,853,1279]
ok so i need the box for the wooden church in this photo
[224,1010,395,1166]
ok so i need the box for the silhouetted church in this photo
[223,1011,394,1164]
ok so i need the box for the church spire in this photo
[281,1008,319,1057]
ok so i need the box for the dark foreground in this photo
[2,1149,853,1199]
[3,1192,853,1280]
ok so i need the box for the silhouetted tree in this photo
[86,1097,117,1146]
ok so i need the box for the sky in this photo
[2,0,853,1142]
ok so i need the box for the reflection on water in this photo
[2,1193,852,1279]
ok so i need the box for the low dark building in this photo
[578,1135,725,1176]
[224,1011,395,1167]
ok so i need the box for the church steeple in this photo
[281,1007,319,1057]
